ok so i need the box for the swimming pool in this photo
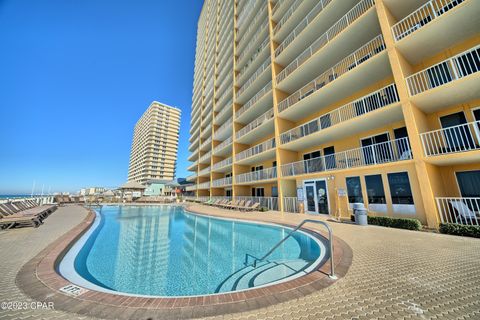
[59,206,325,297]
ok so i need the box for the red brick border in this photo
[16,206,352,319]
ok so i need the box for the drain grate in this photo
[59,284,89,296]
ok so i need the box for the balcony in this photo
[237,5,268,53]
[198,166,211,177]
[281,137,412,177]
[436,197,480,225]
[211,177,232,188]
[235,167,277,184]
[273,0,317,43]
[235,138,276,165]
[213,117,233,141]
[235,81,273,124]
[200,136,212,151]
[236,196,279,211]
[392,0,479,64]
[236,57,271,104]
[420,121,480,164]
[213,136,233,157]
[187,161,198,171]
[197,181,210,190]
[212,157,232,172]
[278,35,389,121]
[186,185,196,192]
[199,151,211,164]
[272,0,295,22]
[214,104,233,125]
[237,23,269,70]
[186,174,197,182]
[276,0,377,90]
[235,108,275,145]
[237,37,270,84]
[406,45,480,112]
[280,84,402,150]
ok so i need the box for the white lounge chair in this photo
[449,200,479,223]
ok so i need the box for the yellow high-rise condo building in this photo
[128,101,181,184]
[187,0,480,228]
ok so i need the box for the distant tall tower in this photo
[128,101,181,184]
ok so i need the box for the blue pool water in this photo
[59,206,324,297]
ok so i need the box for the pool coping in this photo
[16,205,353,319]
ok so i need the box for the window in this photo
[456,170,480,198]
[271,186,278,197]
[387,172,414,205]
[365,175,386,204]
[346,177,363,204]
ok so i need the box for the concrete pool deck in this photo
[1,204,479,319]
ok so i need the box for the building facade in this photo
[187,0,480,228]
[128,101,181,184]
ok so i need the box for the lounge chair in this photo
[449,200,479,224]
[218,200,233,209]
[238,200,252,212]
[204,199,214,206]
[0,206,43,229]
[214,199,228,207]
[225,200,241,210]
[244,202,260,212]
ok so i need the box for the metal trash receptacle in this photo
[353,203,368,226]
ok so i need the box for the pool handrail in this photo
[249,219,336,279]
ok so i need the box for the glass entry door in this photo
[303,180,329,214]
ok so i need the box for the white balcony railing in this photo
[199,151,212,163]
[237,23,269,66]
[436,197,480,225]
[420,121,480,156]
[186,185,196,192]
[392,0,466,42]
[236,81,272,118]
[283,197,301,213]
[237,57,271,98]
[237,37,270,81]
[186,173,197,182]
[212,177,233,188]
[236,166,277,184]
[278,35,385,113]
[236,108,274,140]
[236,196,279,211]
[214,117,233,140]
[406,45,480,96]
[197,181,211,190]
[281,137,412,177]
[280,84,399,144]
[198,166,211,176]
[273,0,302,35]
[275,0,333,58]
[235,138,276,162]
[276,0,374,84]
[212,157,232,170]
[200,136,212,150]
[213,136,233,152]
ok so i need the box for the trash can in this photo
[353,203,368,226]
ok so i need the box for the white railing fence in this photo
[212,157,232,170]
[236,81,272,118]
[278,35,385,113]
[283,197,301,213]
[392,0,465,42]
[436,197,480,225]
[420,121,480,156]
[0,196,55,205]
[235,167,278,183]
[280,84,399,144]
[236,196,279,211]
[236,108,274,139]
[281,137,412,176]
[235,138,276,162]
[406,45,480,96]
[212,177,233,188]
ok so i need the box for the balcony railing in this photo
[281,137,412,177]
[200,136,212,150]
[197,181,211,190]
[237,57,271,98]
[236,196,279,211]
[214,117,233,140]
[420,121,480,156]
[186,173,197,182]
[283,197,301,213]
[276,0,374,84]
[236,108,274,140]
[436,197,480,225]
[235,167,278,183]
[392,0,466,42]
[213,136,233,152]
[275,0,333,58]
[212,177,233,188]
[212,157,232,170]
[235,138,276,162]
[238,5,268,50]
[199,151,211,163]
[280,84,398,144]
[273,0,302,35]
[237,36,270,81]
[236,81,272,118]
[406,45,480,96]
[237,23,269,67]
[278,35,385,113]
[186,185,196,192]
[198,166,211,176]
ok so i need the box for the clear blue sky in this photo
[0,0,203,194]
